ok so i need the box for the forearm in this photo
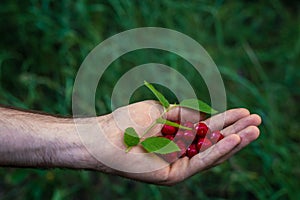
[0,107,109,172]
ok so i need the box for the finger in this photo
[221,114,262,136]
[205,108,250,131]
[165,106,206,123]
[213,126,260,166]
[184,134,241,176]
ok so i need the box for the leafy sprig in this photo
[123,81,218,154]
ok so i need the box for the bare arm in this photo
[0,101,261,185]
[0,107,107,171]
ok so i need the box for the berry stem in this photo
[140,105,177,138]
[125,146,133,153]
[141,120,158,138]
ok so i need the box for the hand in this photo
[94,100,261,185]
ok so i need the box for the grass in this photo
[0,0,299,199]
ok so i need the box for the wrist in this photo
[0,107,114,173]
[50,115,114,173]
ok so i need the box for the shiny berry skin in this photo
[195,122,209,138]
[161,124,177,135]
[161,152,178,163]
[186,144,198,158]
[207,130,224,144]
[182,130,196,144]
[174,130,195,144]
[174,130,184,141]
[176,140,187,157]
[196,138,212,152]
[182,121,194,129]
[164,134,174,141]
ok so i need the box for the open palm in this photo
[102,100,261,185]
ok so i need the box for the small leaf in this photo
[124,127,140,149]
[156,118,192,130]
[141,137,180,154]
[144,81,170,109]
[179,99,218,114]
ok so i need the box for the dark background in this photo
[0,0,299,199]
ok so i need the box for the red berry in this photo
[182,130,196,144]
[164,135,174,141]
[161,152,178,163]
[196,138,212,152]
[176,140,187,158]
[182,121,194,129]
[174,130,184,141]
[174,130,196,144]
[195,122,209,138]
[161,124,177,135]
[186,144,198,158]
[207,130,224,144]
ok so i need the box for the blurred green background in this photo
[0,0,299,199]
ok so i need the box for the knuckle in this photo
[237,108,250,116]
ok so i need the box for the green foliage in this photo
[144,81,170,109]
[180,99,218,114]
[141,137,180,154]
[0,0,299,199]
[124,127,140,149]
[156,118,192,130]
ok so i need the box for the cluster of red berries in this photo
[160,121,224,163]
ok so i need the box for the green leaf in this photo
[141,137,180,154]
[156,117,192,130]
[144,81,170,109]
[124,127,140,150]
[179,99,218,114]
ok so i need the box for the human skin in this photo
[0,100,261,185]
